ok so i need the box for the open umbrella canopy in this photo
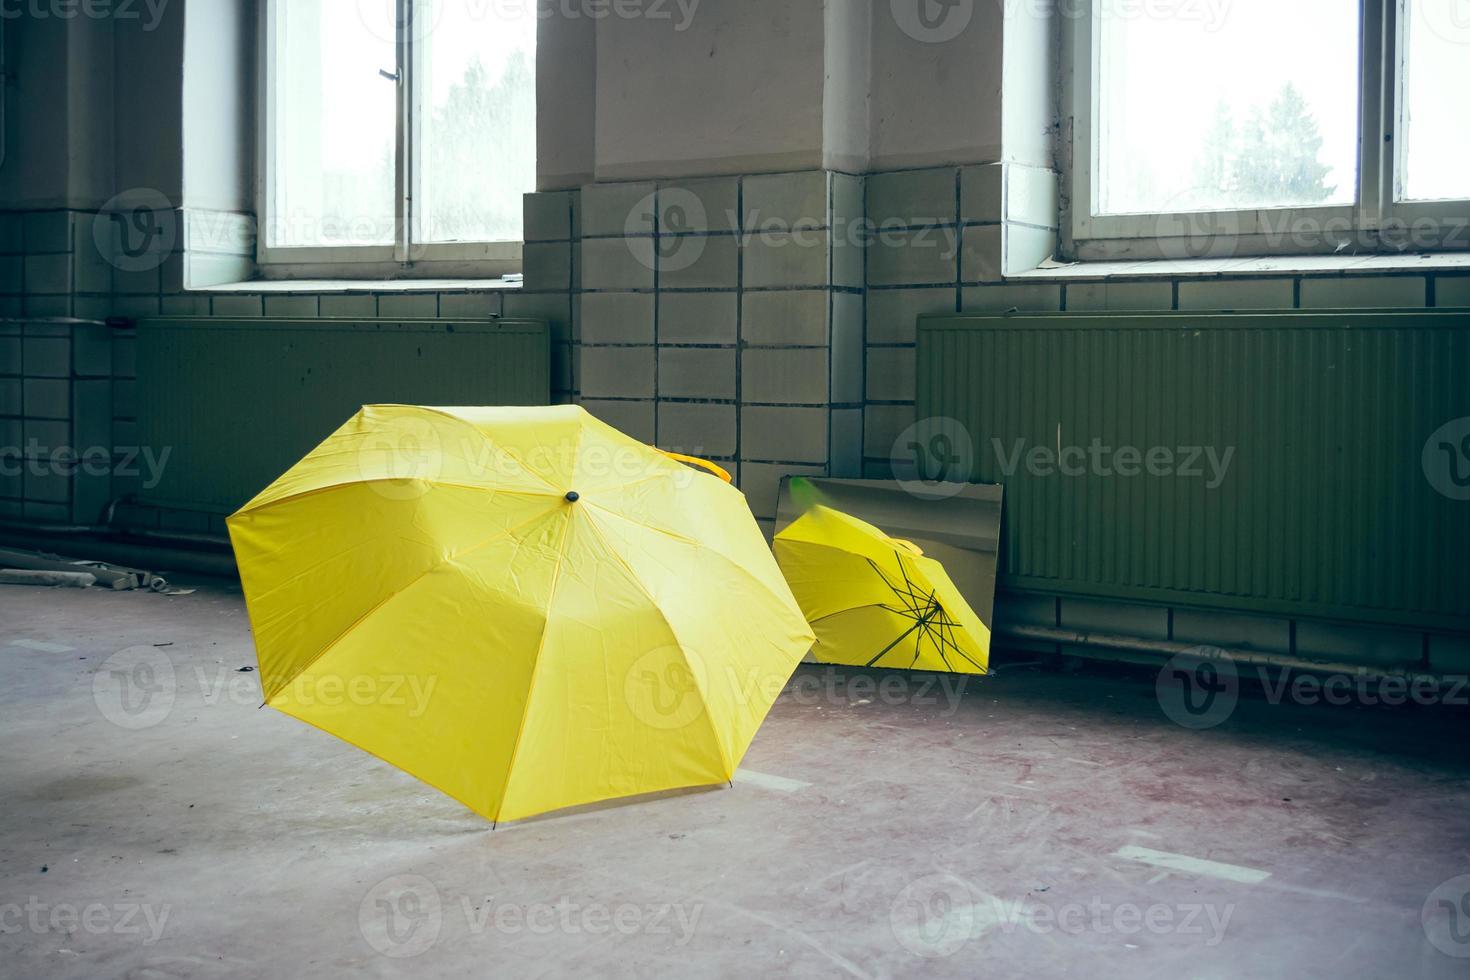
[227,404,814,823]
[773,506,990,676]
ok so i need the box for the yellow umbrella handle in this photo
[655,449,734,484]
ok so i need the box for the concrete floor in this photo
[3,580,1469,979]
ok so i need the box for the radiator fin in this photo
[136,316,551,512]
[917,312,1470,630]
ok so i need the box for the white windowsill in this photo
[1011,252,1470,281]
[192,278,525,294]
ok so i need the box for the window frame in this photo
[256,0,525,279]
[1061,0,1470,262]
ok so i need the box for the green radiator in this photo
[136,316,551,513]
[916,310,1470,631]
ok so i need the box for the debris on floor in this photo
[0,546,173,592]
[0,569,97,588]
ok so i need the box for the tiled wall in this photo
[523,170,868,530]
[866,267,1467,480]
[4,183,1467,671]
[856,165,1470,488]
[0,206,548,532]
[0,210,119,525]
[847,167,1470,671]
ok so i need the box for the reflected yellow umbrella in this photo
[228,404,813,823]
[773,506,990,675]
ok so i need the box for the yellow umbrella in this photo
[773,506,990,675]
[228,404,814,824]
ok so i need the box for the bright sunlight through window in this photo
[1096,0,1360,216]
[266,0,536,255]
[1077,0,1470,257]
[1401,0,1470,203]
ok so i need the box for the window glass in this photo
[272,0,398,247]
[1401,0,1470,202]
[1096,0,1360,215]
[415,0,538,244]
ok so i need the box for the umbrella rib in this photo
[866,619,927,668]
[787,520,990,677]
[808,606,885,626]
[408,405,564,495]
[921,620,947,672]
[576,509,735,777]
[880,559,931,617]
[596,467,686,497]
[239,405,569,516]
[492,507,578,822]
[865,559,924,619]
[258,502,563,703]
[235,479,560,520]
[936,616,987,674]
[585,502,810,636]
[895,559,931,611]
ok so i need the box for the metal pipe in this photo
[1000,624,1447,686]
[0,524,238,580]
[0,317,123,328]
[1,17,7,171]
[0,520,231,552]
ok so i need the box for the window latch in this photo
[378,68,401,83]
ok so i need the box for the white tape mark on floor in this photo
[9,639,75,653]
[734,769,810,792]
[1262,881,1368,904]
[1113,845,1271,885]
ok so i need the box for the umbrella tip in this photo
[565,491,581,503]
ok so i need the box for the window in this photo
[260,0,536,276]
[1066,0,1470,260]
